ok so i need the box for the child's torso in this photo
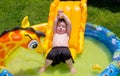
[52,33,69,47]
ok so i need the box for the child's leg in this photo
[65,58,76,74]
[39,59,53,73]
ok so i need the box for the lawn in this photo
[87,0,120,38]
[0,0,52,33]
[0,0,120,37]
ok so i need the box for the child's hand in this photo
[58,9,64,19]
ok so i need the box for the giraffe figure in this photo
[0,16,45,67]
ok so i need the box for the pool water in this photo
[6,37,112,76]
[73,37,112,76]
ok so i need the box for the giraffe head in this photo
[0,16,45,66]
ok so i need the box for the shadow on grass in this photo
[88,0,120,13]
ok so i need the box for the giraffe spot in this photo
[0,61,4,66]
[0,46,3,49]
[0,50,5,58]
[7,43,15,50]
[11,32,23,41]
[0,33,10,43]
[14,30,20,33]
[21,43,28,48]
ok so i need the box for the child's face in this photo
[56,21,67,34]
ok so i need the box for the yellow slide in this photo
[44,0,87,59]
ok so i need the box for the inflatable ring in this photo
[85,23,120,76]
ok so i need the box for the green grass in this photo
[0,0,52,33]
[88,6,120,38]
[0,0,120,37]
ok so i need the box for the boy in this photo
[39,10,76,74]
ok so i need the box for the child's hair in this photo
[57,18,67,26]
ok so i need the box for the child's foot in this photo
[39,67,45,73]
[70,67,76,74]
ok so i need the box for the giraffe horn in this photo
[21,16,30,28]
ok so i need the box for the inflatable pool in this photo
[85,23,120,76]
[0,0,120,76]
[0,23,120,76]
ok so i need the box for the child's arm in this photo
[62,13,71,36]
[53,17,58,34]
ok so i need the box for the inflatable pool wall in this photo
[0,69,13,76]
[85,23,120,76]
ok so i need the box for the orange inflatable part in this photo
[0,16,45,67]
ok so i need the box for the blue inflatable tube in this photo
[85,23,120,76]
[0,69,13,76]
